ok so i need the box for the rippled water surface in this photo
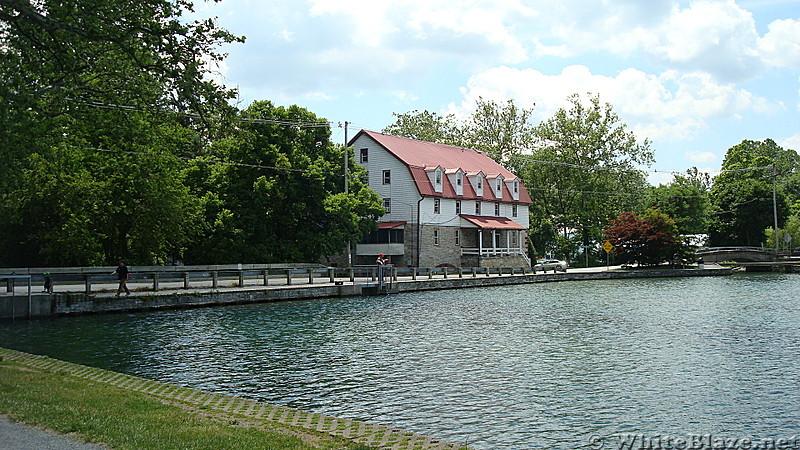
[3,274,800,448]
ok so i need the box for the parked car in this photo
[534,259,568,273]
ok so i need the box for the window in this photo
[494,203,500,216]
[434,229,440,245]
[383,198,391,214]
[513,180,519,194]
[512,231,518,246]
[496,179,502,192]
[477,177,483,189]
[456,173,462,186]
[363,228,404,244]
[433,198,441,214]
[435,170,442,185]
[455,229,460,245]
[360,148,368,163]
[475,201,481,215]
[382,170,391,185]
[455,200,461,215]
[512,204,518,217]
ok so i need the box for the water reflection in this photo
[2,274,800,448]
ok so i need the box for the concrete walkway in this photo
[0,415,107,450]
[0,347,460,449]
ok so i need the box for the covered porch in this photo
[458,215,528,265]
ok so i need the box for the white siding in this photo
[352,133,530,229]
[352,135,421,222]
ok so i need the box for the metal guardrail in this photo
[1,275,32,319]
[1,264,541,296]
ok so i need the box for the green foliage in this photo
[765,211,800,250]
[645,168,711,235]
[523,93,653,261]
[461,98,536,167]
[0,0,241,266]
[382,109,461,144]
[0,1,381,266]
[604,209,681,266]
[708,139,797,246]
[183,101,383,264]
[382,97,536,168]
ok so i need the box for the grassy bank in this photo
[0,358,370,449]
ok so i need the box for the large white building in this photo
[350,130,532,268]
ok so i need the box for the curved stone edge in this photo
[0,347,462,449]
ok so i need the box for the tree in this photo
[461,98,536,168]
[604,209,681,266]
[382,97,536,168]
[523,93,653,263]
[382,110,461,145]
[645,168,711,235]
[0,0,242,266]
[184,101,383,264]
[708,139,798,246]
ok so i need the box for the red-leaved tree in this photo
[604,209,681,266]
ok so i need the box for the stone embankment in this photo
[1,265,731,319]
[0,347,460,449]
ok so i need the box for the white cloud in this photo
[446,65,773,142]
[780,133,800,151]
[648,171,676,187]
[758,18,800,69]
[686,151,718,163]
[534,0,765,82]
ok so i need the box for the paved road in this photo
[0,415,107,449]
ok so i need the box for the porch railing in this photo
[461,247,524,257]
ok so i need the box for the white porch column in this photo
[478,229,483,256]
[491,230,496,255]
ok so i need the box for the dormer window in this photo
[496,179,502,192]
[513,180,518,194]
[435,170,441,185]
[477,177,483,189]
[456,172,462,186]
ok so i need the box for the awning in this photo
[377,221,407,229]
[460,215,525,230]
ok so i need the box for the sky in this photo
[189,0,800,184]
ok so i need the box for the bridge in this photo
[697,247,800,272]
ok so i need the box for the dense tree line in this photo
[0,0,382,267]
[384,97,799,265]
[3,1,797,268]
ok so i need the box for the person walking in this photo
[112,260,131,297]
[43,272,54,294]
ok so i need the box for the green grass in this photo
[0,361,372,449]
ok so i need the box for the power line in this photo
[86,146,344,177]
[81,100,334,129]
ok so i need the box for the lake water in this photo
[2,273,800,448]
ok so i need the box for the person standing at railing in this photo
[43,272,54,294]
[376,254,388,285]
[112,260,131,297]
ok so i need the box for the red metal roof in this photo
[377,221,407,229]
[352,130,532,204]
[460,214,526,230]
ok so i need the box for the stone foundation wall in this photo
[418,224,462,267]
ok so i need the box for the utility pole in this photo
[344,121,349,195]
[344,121,352,266]
[772,163,779,253]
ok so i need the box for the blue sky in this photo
[190,0,800,184]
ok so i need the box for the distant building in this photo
[351,130,532,268]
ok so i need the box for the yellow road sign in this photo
[602,240,614,253]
